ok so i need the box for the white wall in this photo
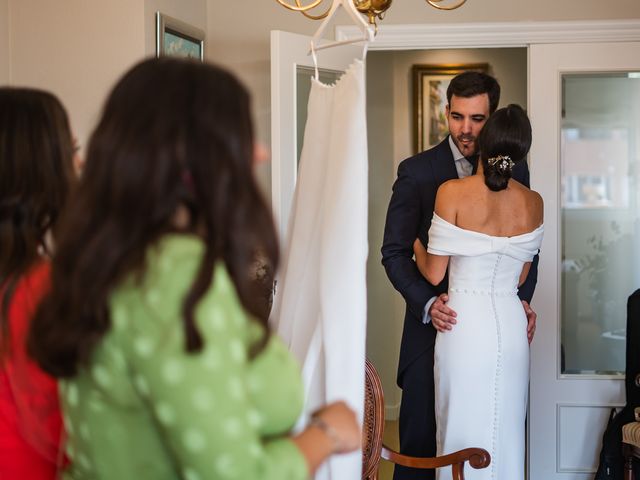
[0,0,9,84]
[6,0,206,151]
[8,0,146,149]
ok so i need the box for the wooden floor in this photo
[378,420,400,480]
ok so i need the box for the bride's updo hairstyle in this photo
[478,104,532,192]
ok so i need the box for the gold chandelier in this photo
[275,0,467,27]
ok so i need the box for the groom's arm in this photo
[381,159,437,322]
[518,254,538,303]
[515,160,539,304]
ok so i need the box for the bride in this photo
[413,104,544,480]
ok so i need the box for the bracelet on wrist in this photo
[309,415,342,452]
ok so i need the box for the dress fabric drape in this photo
[270,59,368,480]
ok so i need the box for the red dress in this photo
[0,262,63,478]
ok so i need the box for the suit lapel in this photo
[433,136,459,186]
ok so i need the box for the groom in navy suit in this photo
[381,72,539,479]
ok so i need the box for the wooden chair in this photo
[362,359,491,480]
[623,405,640,480]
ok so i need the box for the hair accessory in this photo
[487,155,515,174]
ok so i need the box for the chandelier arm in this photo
[295,0,331,20]
[275,0,325,13]
[426,0,467,10]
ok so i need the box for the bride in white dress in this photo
[413,104,544,480]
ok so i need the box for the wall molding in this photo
[337,20,640,50]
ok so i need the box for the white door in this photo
[270,30,363,242]
[529,42,640,479]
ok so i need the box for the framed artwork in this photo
[156,12,205,61]
[412,63,489,153]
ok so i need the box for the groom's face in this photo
[446,93,490,157]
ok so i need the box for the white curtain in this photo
[270,58,368,480]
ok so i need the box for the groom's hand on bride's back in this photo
[522,300,537,344]
[429,293,457,332]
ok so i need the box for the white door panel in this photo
[529,42,640,480]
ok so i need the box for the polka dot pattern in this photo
[134,374,150,397]
[202,349,222,370]
[182,428,207,452]
[92,365,111,387]
[191,387,214,412]
[56,239,308,480]
[65,383,79,407]
[162,358,185,384]
[134,337,154,357]
[229,340,244,363]
[183,468,201,480]
[155,402,176,426]
[214,454,236,476]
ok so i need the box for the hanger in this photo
[309,0,374,78]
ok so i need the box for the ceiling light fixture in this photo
[275,0,467,27]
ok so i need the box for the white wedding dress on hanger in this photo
[427,213,544,480]
[270,58,368,480]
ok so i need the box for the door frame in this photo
[337,19,640,50]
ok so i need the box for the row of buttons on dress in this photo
[449,287,518,296]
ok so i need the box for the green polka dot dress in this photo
[59,235,308,480]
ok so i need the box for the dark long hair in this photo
[0,88,75,358]
[478,104,532,192]
[29,58,279,378]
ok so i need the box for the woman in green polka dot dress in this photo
[28,58,361,480]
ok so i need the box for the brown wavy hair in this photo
[29,58,279,378]
[0,88,75,358]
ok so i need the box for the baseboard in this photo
[385,402,400,421]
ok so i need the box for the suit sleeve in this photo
[381,160,438,321]
[515,160,538,303]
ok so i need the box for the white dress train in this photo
[427,214,544,480]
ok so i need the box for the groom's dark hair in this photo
[447,71,500,114]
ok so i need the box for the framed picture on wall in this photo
[156,12,205,61]
[413,63,489,153]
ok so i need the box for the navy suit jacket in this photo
[381,137,538,387]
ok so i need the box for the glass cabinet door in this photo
[561,73,640,375]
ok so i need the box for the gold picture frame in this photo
[413,63,489,154]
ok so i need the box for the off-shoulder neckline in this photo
[432,213,544,240]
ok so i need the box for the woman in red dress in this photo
[0,88,77,478]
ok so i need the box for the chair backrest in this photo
[362,359,384,479]
[362,358,491,480]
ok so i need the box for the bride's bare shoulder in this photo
[520,187,544,224]
[437,178,465,195]
[434,179,469,221]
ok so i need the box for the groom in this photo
[381,71,539,480]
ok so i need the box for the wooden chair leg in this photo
[623,443,635,480]
[452,462,464,480]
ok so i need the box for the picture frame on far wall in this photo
[413,63,489,154]
[156,12,204,61]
